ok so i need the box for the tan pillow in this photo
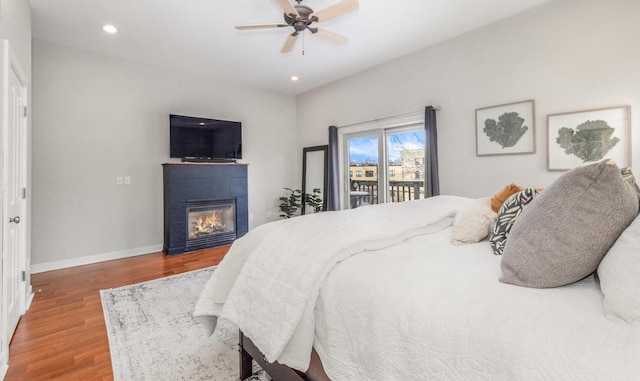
[500,161,639,288]
[451,198,497,245]
[491,184,524,213]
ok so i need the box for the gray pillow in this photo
[500,161,639,288]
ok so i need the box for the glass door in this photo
[346,133,382,209]
[344,124,425,209]
[386,128,426,202]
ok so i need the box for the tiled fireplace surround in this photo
[162,163,248,255]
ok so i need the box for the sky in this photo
[349,130,425,165]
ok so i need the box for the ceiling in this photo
[30,0,551,95]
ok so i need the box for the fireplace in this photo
[163,163,248,256]
[185,198,236,251]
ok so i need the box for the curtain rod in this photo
[336,105,441,129]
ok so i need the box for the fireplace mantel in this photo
[162,162,249,255]
[161,162,248,166]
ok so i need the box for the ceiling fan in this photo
[235,0,359,53]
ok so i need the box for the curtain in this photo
[327,126,340,211]
[424,106,440,197]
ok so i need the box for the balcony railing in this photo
[349,180,424,208]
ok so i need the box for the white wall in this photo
[296,0,640,199]
[0,0,31,73]
[32,39,297,269]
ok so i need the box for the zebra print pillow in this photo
[490,188,539,255]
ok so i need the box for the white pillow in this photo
[598,214,640,324]
[451,198,497,246]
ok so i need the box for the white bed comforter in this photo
[314,228,640,380]
[194,195,471,371]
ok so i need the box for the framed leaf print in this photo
[476,100,535,156]
[547,105,630,171]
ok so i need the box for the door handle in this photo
[9,216,20,224]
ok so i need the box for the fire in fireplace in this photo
[188,206,235,239]
[185,198,237,251]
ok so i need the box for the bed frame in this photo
[239,331,310,381]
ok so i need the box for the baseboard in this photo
[30,244,163,274]
[25,285,34,311]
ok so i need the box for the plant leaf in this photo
[483,112,528,148]
[555,119,619,162]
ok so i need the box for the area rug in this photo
[100,267,270,381]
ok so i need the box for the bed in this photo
[195,161,640,380]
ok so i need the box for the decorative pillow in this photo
[500,160,639,288]
[489,188,539,255]
[598,214,640,324]
[621,167,640,199]
[491,184,524,213]
[451,198,497,245]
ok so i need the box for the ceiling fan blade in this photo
[275,0,299,17]
[235,23,288,30]
[310,0,358,22]
[281,33,299,53]
[312,27,348,45]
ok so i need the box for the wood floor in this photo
[4,246,229,380]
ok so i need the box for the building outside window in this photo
[356,170,362,177]
[365,170,374,177]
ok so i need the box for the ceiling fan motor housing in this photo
[284,5,316,32]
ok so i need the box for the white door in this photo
[0,41,28,371]
[5,59,26,340]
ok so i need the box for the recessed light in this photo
[102,24,119,34]
[290,76,299,81]
[199,122,206,126]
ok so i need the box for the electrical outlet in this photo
[249,212,254,222]
[116,176,123,185]
[124,176,131,185]
[266,211,276,218]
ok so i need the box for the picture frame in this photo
[476,100,535,156]
[547,105,630,171]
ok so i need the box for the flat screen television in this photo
[170,114,242,161]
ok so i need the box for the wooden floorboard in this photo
[4,246,228,380]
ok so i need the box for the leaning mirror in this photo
[301,145,328,215]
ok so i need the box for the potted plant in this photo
[279,188,303,219]
[305,188,323,213]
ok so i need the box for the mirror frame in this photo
[301,145,329,215]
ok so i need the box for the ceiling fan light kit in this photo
[235,0,358,53]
